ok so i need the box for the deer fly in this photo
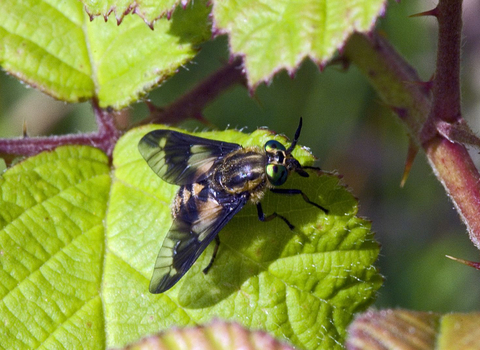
[138,118,328,294]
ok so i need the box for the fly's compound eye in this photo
[266,164,288,186]
[264,140,286,153]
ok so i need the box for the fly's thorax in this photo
[212,147,267,195]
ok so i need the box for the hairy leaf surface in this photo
[0,127,381,349]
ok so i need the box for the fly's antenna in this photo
[286,117,303,154]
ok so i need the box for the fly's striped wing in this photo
[150,184,248,293]
[138,130,241,185]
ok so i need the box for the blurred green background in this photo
[1,0,479,313]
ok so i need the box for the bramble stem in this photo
[345,0,480,249]
[0,100,121,159]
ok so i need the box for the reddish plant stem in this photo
[92,101,122,156]
[423,0,480,247]
[136,57,246,126]
[421,0,463,141]
[430,0,462,124]
[0,100,121,160]
[344,32,431,140]
[427,138,480,247]
[345,0,480,249]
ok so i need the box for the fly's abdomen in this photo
[214,149,266,194]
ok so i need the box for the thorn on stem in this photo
[144,101,165,122]
[409,7,439,18]
[404,79,434,94]
[446,255,480,270]
[22,120,28,138]
[192,113,216,128]
[400,139,419,188]
[329,56,351,72]
[388,105,408,119]
[144,100,157,113]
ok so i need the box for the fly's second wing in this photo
[149,184,248,294]
[138,130,242,185]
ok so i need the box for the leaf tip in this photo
[287,69,297,79]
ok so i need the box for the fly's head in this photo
[264,118,310,187]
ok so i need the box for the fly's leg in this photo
[256,203,295,230]
[270,188,328,214]
[203,235,220,274]
[301,166,321,171]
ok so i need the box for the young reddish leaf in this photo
[347,309,480,350]
[117,321,295,350]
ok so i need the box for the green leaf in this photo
[212,0,387,88]
[0,146,110,349]
[0,0,210,109]
[0,127,381,349]
[108,126,381,349]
